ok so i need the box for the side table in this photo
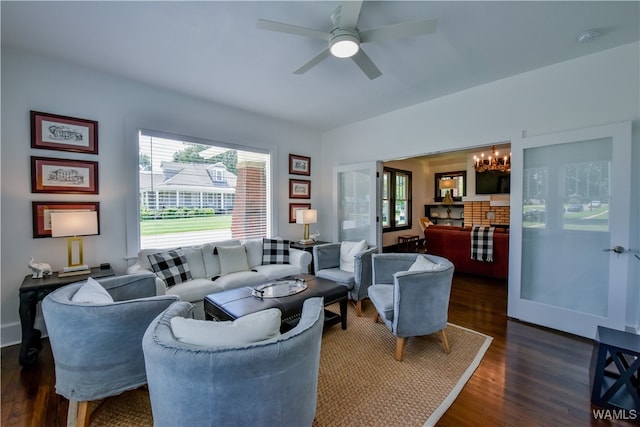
[398,235,420,253]
[18,266,115,366]
[290,241,328,274]
[590,325,640,412]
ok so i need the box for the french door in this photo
[508,122,632,339]
[333,162,382,249]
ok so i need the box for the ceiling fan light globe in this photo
[330,35,359,58]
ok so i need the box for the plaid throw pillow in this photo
[148,249,192,287]
[262,238,290,265]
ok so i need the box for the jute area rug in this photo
[88,303,492,427]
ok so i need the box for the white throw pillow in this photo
[409,255,442,272]
[216,245,250,275]
[339,240,368,273]
[170,308,282,347]
[71,277,114,304]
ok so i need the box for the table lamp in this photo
[296,209,317,244]
[50,211,98,273]
[439,178,457,205]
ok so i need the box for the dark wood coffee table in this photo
[204,274,348,330]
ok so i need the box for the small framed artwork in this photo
[31,111,98,154]
[31,156,99,194]
[289,179,311,199]
[289,154,310,176]
[32,201,100,238]
[289,203,311,223]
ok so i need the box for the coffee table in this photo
[204,274,348,330]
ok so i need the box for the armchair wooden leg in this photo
[76,401,90,427]
[355,300,363,317]
[374,313,379,323]
[395,337,406,362]
[439,329,451,354]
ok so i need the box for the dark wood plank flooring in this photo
[1,273,636,426]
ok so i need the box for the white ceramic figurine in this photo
[28,257,53,279]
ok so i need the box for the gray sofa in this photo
[127,238,311,318]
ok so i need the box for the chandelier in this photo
[473,146,511,173]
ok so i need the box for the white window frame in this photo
[126,127,276,258]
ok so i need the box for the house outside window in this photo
[138,131,271,249]
[382,167,412,232]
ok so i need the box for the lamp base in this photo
[63,264,89,273]
[58,268,91,278]
[298,239,315,244]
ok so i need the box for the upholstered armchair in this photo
[313,241,377,316]
[368,253,454,361]
[41,273,179,427]
[142,297,324,427]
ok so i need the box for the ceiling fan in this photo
[256,1,437,80]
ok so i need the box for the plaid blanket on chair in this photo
[471,225,495,262]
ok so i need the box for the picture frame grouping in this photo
[29,110,100,238]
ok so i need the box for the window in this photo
[434,171,466,202]
[382,167,412,231]
[138,131,271,249]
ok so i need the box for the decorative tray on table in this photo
[251,278,307,299]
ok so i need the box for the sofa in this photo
[127,238,312,318]
[423,225,509,279]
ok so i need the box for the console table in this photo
[18,266,115,366]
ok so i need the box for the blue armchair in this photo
[41,273,179,427]
[313,242,377,316]
[142,297,324,427]
[368,253,454,361]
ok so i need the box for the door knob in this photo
[603,246,625,254]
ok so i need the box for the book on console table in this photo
[58,269,91,278]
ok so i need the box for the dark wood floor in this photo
[1,273,636,426]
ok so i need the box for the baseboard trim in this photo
[1,316,48,348]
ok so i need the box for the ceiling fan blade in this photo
[256,19,331,41]
[359,18,437,43]
[339,0,363,29]
[293,48,332,75]
[351,49,382,80]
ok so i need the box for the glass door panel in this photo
[333,162,382,248]
[509,122,632,339]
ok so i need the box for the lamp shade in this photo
[50,211,98,237]
[439,179,458,190]
[296,209,317,225]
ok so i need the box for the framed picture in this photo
[289,154,310,176]
[32,201,100,238]
[289,203,311,223]
[31,111,98,154]
[289,179,311,199]
[31,156,99,194]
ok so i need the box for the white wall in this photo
[0,48,322,346]
[319,42,640,331]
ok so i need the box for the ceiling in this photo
[2,1,639,132]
